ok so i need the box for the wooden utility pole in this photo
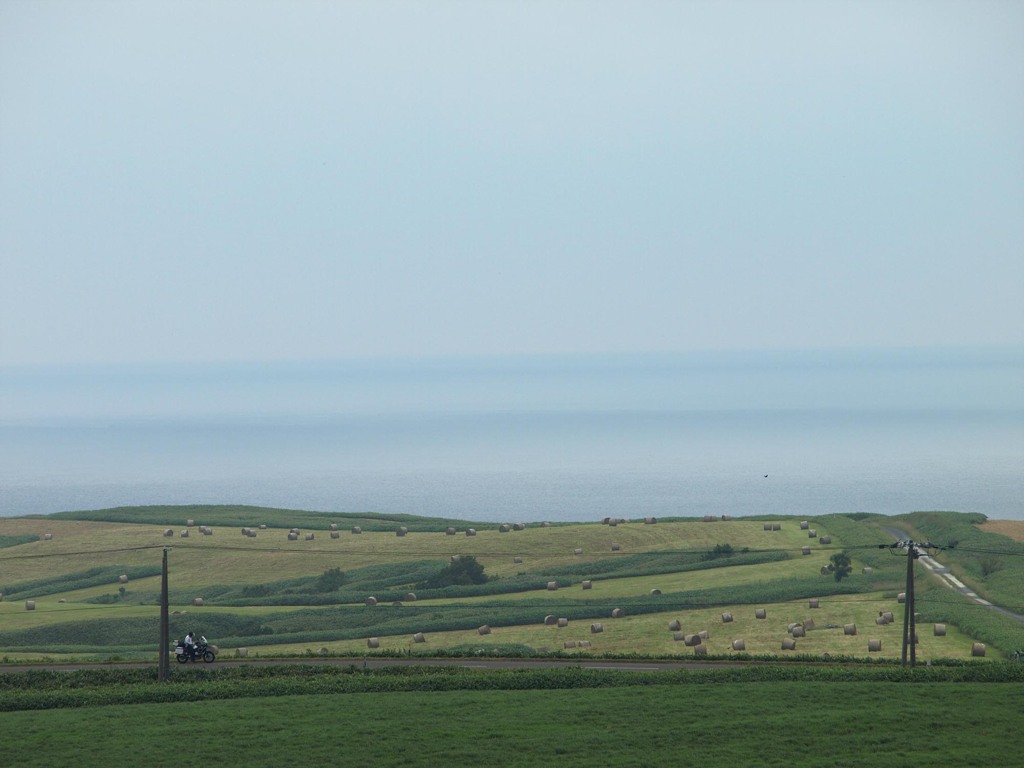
[901,542,917,667]
[159,547,170,682]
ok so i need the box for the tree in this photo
[311,567,346,592]
[827,551,853,582]
[420,556,488,589]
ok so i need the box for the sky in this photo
[1,0,1022,367]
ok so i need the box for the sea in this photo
[1,347,1021,522]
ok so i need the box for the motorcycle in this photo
[174,637,216,664]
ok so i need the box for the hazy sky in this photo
[2,0,1022,366]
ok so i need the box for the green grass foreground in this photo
[1,666,1021,767]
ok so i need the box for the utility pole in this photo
[159,547,170,683]
[881,539,943,668]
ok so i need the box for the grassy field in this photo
[1,672,1021,767]
[1,507,1021,662]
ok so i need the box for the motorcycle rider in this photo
[183,630,197,659]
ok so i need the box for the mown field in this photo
[1,507,1022,662]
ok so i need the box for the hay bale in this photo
[541,521,551,527]
[802,546,811,556]
[808,599,819,609]
[882,611,895,623]
[396,527,407,537]
[684,634,701,646]
[698,630,709,640]
[446,527,457,535]
[673,632,686,641]
[186,519,195,526]
[844,623,857,636]
[564,640,577,649]
[704,515,718,522]
[259,524,267,530]
[934,623,947,637]
[513,556,523,564]
[650,588,661,596]
[722,514,733,521]
[544,615,558,625]
[287,532,298,541]
[405,592,417,602]
[875,615,888,625]
[241,527,251,536]
[547,581,558,591]
[819,536,831,545]
[367,637,380,649]
[466,528,476,536]
[781,638,797,651]
[802,618,815,630]
[611,543,621,551]
[808,529,817,537]
[763,523,772,531]
[582,580,593,589]
[180,530,189,538]
[305,533,315,540]
[755,608,767,620]
[499,524,510,533]
[862,566,873,574]
[574,548,583,555]
[193,597,204,606]
[800,520,809,530]
[330,531,340,539]
[897,592,906,604]
[820,566,831,575]
[247,530,257,538]
[478,625,491,635]
[609,519,618,527]
[237,648,248,657]
[513,523,526,531]
[972,643,986,657]
[25,600,36,610]
[201,526,212,535]
[450,555,460,562]
[352,526,362,534]
[611,608,625,618]
[591,623,604,633]
[413,632,426,643]
[119,575,128,584]
[163,529,174,537]
[579,640,591,649]
[365,597,378,606]
[601,517,611,525]
[792,625,806,638]
[668,619,682,631]
[290,528,300,534]
[693,644,707,656]
[392,600,403,607]
[557,618,569,628]
[318,647,329,655]
[771,523,781,531]
[731,639,746,651]
[644,517,657,524]
[721,612,733,623]
[867,639,882,652]
[329,523,337,531]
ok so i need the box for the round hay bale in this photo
[721,612,733,623]
[563,640,577,649]
[351,526,362,534]
[557,618,569,628]
[808,529,817,538]
[541,521,551,527]
[802,618,815,630]
[731,639,746,651]
[650,588,661,596]
[192,597,204,606]
[609,519,618,526]
[163,529,174,537]
[862,566,873,574]
[290,528,300,534]
[186,519,195,526]
[367,638,380,649]
[802,546,811,556]
[547,581,558,591]
[820,566,831,575]
[698,630,709,640]
[396,527,407,537]
[819,536,831,545]
[971,643,986,657]
[466,528,476,536]
[450,555,460,562]
[755,608,767,620]
[513,556,523,564]
[781,637,797,651]
[287,532,298,541]
[330,531,340,539]
[844,623,857,636]
[763,523,772,531]
[241,527,251,536]
[318,647,329,655]
[513,523,526,531]
[644,517,657,524]
[875,615,888,625]
[544,615,558,626]
[413,632,426,643]
[582,580,593,590]
[305,533,315,540]
[897,592,906,604]
[446,527,456,535]
[673,632,686,641]
[478,625,491,635]
[247,530,258,538]
[259,524,267,530]
[579,640,591,649]
[365,597,377,606]
[392,600,403,607]
[574,548,583,555]
[180,530,189,538]
[684,634,701,646]
[25,600,36,610]
[809,599,820,609]
[237,648,248,657]
[800,520,809,529]
[792,625,806,638]
[329,523,338,531]
[722,514,733,521]
[934,623,947,637]
[601,517,611,525]
[693,644,708,656]
[882,611,895,623]
[405,592,417,602]
[499,524,510,533]
[771,523,781,531]
[611,608,625,619]
[118,574,128,584]
[867,639,882,652]
[703,515,717,522]
[611,543,621,551]
[668,619,682,632]
[590,623,604,633]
